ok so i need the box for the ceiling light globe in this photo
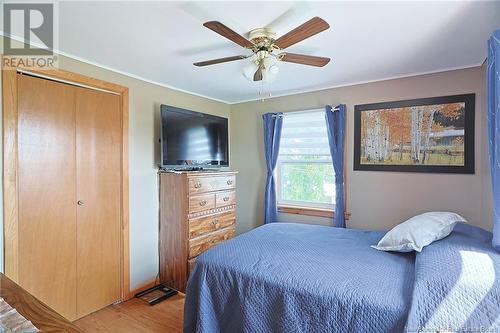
[242,61,258,81]
[264,64,279,82]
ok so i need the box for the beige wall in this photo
[230,66,491,233]
[0,37,231,290]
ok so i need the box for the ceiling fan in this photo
[193,17,331,82]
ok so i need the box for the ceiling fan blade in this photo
[194,55,249,67]
[280,53,330,67]
[253,67,263,81]
[274,17,329,49]
[203,21,254,48]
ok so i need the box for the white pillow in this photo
[371,212,467,252]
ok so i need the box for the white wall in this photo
[230,66,492,233]
[0,36,231,290]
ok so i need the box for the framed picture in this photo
[354,94,475,173]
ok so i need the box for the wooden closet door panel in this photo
[17,74,77,320]
[75,87,121,317]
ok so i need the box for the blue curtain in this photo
[263,112,283,224]
[325,104,347,228]
[488,30,500,251]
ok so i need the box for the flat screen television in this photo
[160,105,229,168]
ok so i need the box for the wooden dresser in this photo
[159,170,237,292]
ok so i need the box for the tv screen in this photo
[160,105,229,167]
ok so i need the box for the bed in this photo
[184,222,500,333]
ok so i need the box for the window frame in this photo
[275,108,343,213]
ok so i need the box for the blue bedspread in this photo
[405,223,500,332]
[184,223,415,333]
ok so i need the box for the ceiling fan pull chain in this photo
[259,81,272,102]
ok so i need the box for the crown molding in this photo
[0,33,232,105]
[228,62,484,104]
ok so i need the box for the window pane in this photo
[280,111,331,156]
[280,162,335,205]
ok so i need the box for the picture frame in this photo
[354,94,475,173]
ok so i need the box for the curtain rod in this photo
[271,106,340,118]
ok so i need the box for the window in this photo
[277,110,335,210]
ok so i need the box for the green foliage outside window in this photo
[280,161,335,205]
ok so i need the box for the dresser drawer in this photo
[215,175,236,191]
[189,227,235,258]
[189,211,236,238]
[188,177,214,194]
[216,190,236,208]
[188,175,236,194]
[189,193,216,214]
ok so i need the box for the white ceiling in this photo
[6,1,500,103]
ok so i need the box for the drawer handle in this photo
[226,179,233,185]
[223,197,230,202]
[194,182,202,189]
[199,200,207,206]
[212,219,219,226]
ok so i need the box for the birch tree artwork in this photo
[360,102,465,166]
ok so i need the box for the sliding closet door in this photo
[17,74,77,320]
[75,87,122,317]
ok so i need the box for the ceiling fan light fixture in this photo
[256,50,269,60]
[262,57,279,82]
[242,60,259,81]
[264,64,279,82]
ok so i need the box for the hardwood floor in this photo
[74,294,184,332]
